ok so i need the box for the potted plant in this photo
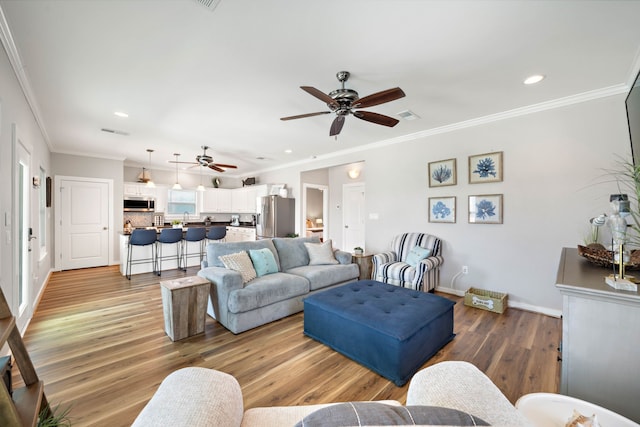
[354,246,364,256]
[171,219,182,228]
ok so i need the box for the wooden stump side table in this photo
[352,253,373,280]
[160,276,210,341]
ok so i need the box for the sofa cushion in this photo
[304,240,339,265]
[219,251,256,284]
[227,272,309,313]
[293,402,489,426]
[272,236,320,271]
[249,248,279,277]
[286,264,359,291]
[405,245,431,267]
[207,239,281,270]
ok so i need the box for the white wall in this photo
[259,94,632,314]
[0,41,52,331]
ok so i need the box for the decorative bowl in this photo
[577,244,640,270]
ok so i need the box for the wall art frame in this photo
[428,158,457,187]
[468,151,503,184]
[468,194,503,224]
[429,196,456,223]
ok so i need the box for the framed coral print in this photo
[468,194,503,224]
[429,196,456,223]
[469,151,503,184]
[428,158,456,187]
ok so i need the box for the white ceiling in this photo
[2,0,640,177]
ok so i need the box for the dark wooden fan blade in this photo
[213,163,237,169]
[281,111,331,121]
[353,110,400,127]
[351,87,405,109]
[330,115,345,136]
[209,164,225,172]
[301,86,339,108]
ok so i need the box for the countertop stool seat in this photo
[156,228,183,275]
[126,229,157,279]
[206,226,226,243]
[183,227,207,271]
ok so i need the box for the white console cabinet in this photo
[556,247,640,423]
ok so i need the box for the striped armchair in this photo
[372,232,443,292]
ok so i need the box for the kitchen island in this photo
[119,224,257,276]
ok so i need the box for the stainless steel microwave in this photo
[123,197,155,212]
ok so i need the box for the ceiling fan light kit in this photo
[280,70,406,137]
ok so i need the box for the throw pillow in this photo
[249,248,279,277]
[304,240,339,265]
[405,245,431,267]
[293,402,489,426]
[218,251,257,284]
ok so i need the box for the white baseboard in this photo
[436,286,562,318]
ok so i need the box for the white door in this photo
[13,127,33,327]
[342,183,365,252]
[59,178,110,270]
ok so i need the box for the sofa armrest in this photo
[407,361,532,426]
[197,267,245,325]
[132,367,243,427]
[334,249,353,265]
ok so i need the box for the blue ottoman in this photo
[304,280,455,386]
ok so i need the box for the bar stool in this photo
[206,226,226,243]
[126,229,157,280]
[156,228,183,275]
[182,227,207,270]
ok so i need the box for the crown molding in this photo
[0,5,52,150]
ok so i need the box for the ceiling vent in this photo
[193,0,221,11]
[397,110,420,121]
[100,128,129,136]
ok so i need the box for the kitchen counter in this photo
[121,222,255,235]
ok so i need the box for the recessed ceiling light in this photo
[524,75,545,85]
[284,149,292,154]
[114,111,129,118]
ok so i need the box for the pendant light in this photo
[196,164,206,192]
[172,153,182,190]
[145,149,155,188]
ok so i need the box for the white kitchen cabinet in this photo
[225,226,256,242]
[154,185,168,213]
[233,185,268,213]
[203,188,231,213]
[124,182,156,197]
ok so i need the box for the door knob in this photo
[103,227,108,230]
[345,225,349,228]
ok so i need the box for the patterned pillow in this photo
[249,248,279,277]
[294,402,489,426]
[304,240,339,265]
[219,251,257,284]
[405,245,431,267]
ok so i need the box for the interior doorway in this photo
[302,183,329,241]
[342,183,365,252]
[13,124,33,329]
[55,176,113,270]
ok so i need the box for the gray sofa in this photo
[198,236,359,334]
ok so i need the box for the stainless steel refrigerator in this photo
[256,195,295,239]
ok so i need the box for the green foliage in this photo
[38,403,72,427]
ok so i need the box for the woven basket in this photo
[464,287,508,314]
[577,244,640,270]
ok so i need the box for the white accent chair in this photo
[371,232,443,292]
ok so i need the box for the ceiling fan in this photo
[169,146,238,173]
[280,71,406,137]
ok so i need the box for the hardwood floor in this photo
[15,266,561,426]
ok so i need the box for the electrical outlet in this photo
[462,266,469,274]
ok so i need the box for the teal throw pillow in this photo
[249,248,279,277]
[405,245,431,267]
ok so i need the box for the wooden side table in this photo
[160,276,210,341]
[352,254,373,280]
